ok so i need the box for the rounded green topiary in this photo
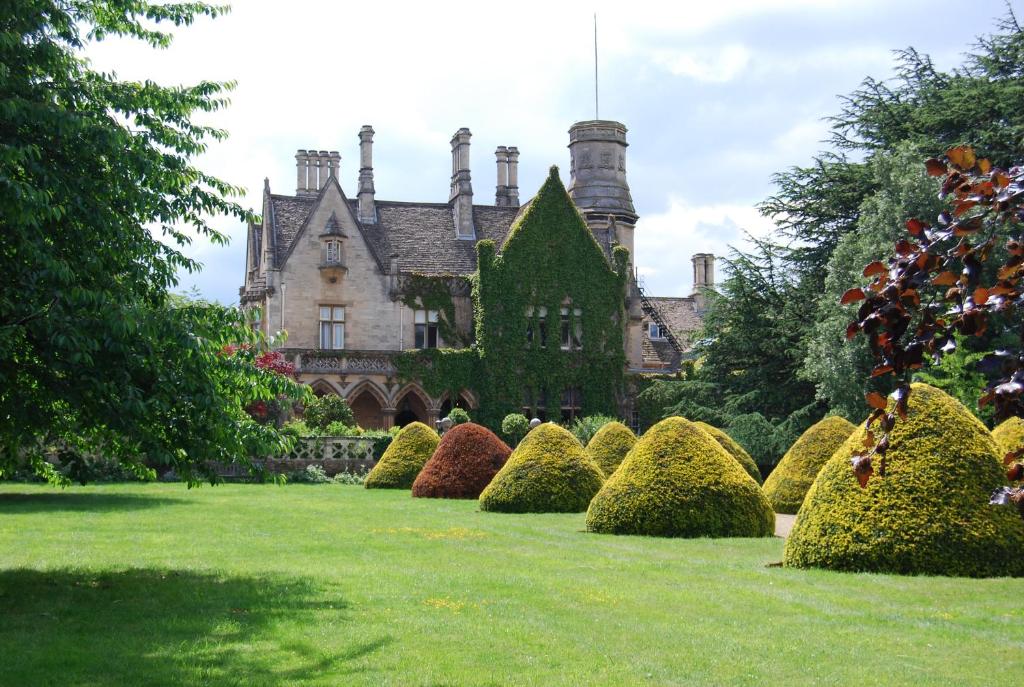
[762,415,856,514]
[784,383,1024,577]
[585,421,636,476]
[693,421,762,485]
[479,422,604,513]
[364,422,440,489]
[586,417,775,538]
[992,416,1024,458]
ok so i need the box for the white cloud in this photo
[651,45,752,83]
[634,198,776,297]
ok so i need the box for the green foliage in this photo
[802,145,945,419]
[393,348,480,400]
[698,14,1024,436]
[762,416,856,514]
[330,470,366,486]
[992,417,1024,458]
[724,413,788,469]
[479,422,604,513]
[586,417,774,538]
[913,333,1009,427]
[568,414,617,446]
[0,0,308,485]
[399,274,472,347]
[500,413,529,446]
[693,422,762,485]
[446,408,471,426]
[303,395,354,431]
[584,421,636,477]
[287,465,330,484]
[474,168,627,428]
[784,384,1024,577]
[363,422,440,489]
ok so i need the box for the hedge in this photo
[693,421,762,484]
[784,383,1024,577]
[762,415,855,514]
[586,416,774,538]
[364,422,440,489]
[412,423,511,499]
[479,422,604,513]
[585,421,636,477]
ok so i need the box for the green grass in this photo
[0,484,1021,686]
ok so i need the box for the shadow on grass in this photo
[0,568,391,686]
[0,491,183,513]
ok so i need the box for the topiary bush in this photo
[784,384,1024,577]
[412,423,512,499]
[585,421,636,477]
[992,416,1024,458]
[762,415,856,514]
[446,407,471,426]
[501,413,529,447]
[303,394,355,431]
[364,422,440,489]
[693,421,763,485]
[479,422,604,513]
[586,416,775,538]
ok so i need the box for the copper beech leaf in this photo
[924,158,947,177]
[865,392,888,410]
[863,261,887,278]
[906,218,927,236]
[852,454,874,488]
[947,146,976,169]
[840,288,866,305]
[932,270,958,287]
[978,158,992,175]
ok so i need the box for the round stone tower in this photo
[567,119,645,373]
[567,120,637,222]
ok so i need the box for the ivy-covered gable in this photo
[474,166,628,426]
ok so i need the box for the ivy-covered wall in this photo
[394,166,628,429]
[475,167,628,427]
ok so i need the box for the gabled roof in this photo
[354,201,520,275]
[264,179,520,275]
[639,296,704,370]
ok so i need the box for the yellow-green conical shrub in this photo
[585,421,636,476]
[784,384,1024,577]
[364,422,440,489]
[992,417,1024,459]
[479,423,604,513]
[586,416,774,538]
[762,415,855,514]
[694,421,762,484]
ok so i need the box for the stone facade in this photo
[241,120,712,430]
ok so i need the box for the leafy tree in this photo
[500,413,529,447]
[303,395,355,432]
[445,407,471,426]
[0,1,307,484]
[802,144,945,419]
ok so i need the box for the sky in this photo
[83,0,1019,303]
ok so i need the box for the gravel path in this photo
[775,514,796,538]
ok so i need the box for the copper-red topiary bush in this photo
[412,423,512,499]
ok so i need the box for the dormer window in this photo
[325,239,343,265]
[649,323,667,340]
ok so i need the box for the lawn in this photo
[0,483,1021,686]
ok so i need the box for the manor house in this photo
[240,120,713,430]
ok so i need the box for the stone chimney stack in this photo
[357,125,376,223]
[507,146,520,207]
[296,150,310,195]
[494,146,509,206]
[691,253,715,292]
[449,127,475,239]
[328,151,341,181]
